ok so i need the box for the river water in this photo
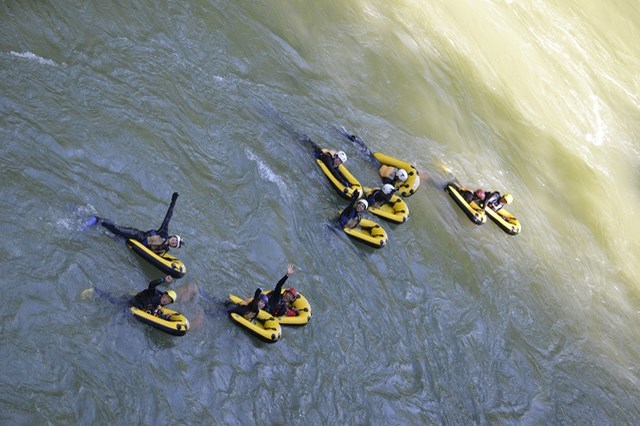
[1,0,639,424]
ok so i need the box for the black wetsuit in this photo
[133,277,171,311]
[98,192,179,254]
[340,196,364,228]
[461,190,484,206]
[381,174,402,186]
[342,131,409,188]
[90,287,129,308]
[483,191,502,211]
[366,188,393,209]
[314,149,351,187]
[343,132,381,168]
[264,274,290,317]
[299,133,350,187]
[228,288,263,320]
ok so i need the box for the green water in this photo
[1,0,639,424]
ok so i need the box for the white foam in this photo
[585,94,606,147]
[9,51,57,66]
[245,148,290,202]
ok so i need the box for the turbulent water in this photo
[1,0,639,424]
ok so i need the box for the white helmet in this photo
[396,169,408,182]
[336,151,347,163]
[356,199,368,209]
[381,184,395,195]
[170,235,183,248]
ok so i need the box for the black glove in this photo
[172,192,179,201]
[253,288,262,299]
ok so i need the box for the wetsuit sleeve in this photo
[339,204,354,227]
[273,274,289,294]
[157,193,179,236]
[267,274,289,310]
[366,190,383,206]
[248,288,262,310]
[269,274,289,304]
[341,193,360,219]
[317,151,332,167]
[147,277,166,290]
[484,192,500,209]
[253,287,262,300]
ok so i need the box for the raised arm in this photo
[157,192,179,235]
[272,264,295,294]
[147,275,173,290]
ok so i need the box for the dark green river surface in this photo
[2,1,640,424]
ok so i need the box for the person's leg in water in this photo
[336,128,381,168]
[97,218,146,241]
[82,287,130,310]
[298,133,321,152]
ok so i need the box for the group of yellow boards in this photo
[314,147,519,238]
[121,152,517,338]
[315,149,421,248]
[123,240,313,340]
[228,291,313,343]
[445,181,521,235]
[121,239,191,335]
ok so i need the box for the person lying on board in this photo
[264,263,300,317]
[314,148,351,187]
[298,133,352,187]
[379,164,408,187]
[366,183,396,209]
[133,275,177,317]
[340,193,369,229]
[341,132,410,188]
[227,288,268,321]
[483,191,513,212]
[87,192,184,255]
[83,275,177,319]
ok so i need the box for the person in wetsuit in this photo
[264,264,300,317]
[459,188,486,206]
[90,192,184,255]
[82,275,177,320]
[365,183,396,209]
[342,132,410,188]
[315,148,350,187]
[379,166,408,187]
[227,288,268,321]
[483,192,513,212]
[133,275,177,315]
[298,134,351,187]
[340,193,369,229]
